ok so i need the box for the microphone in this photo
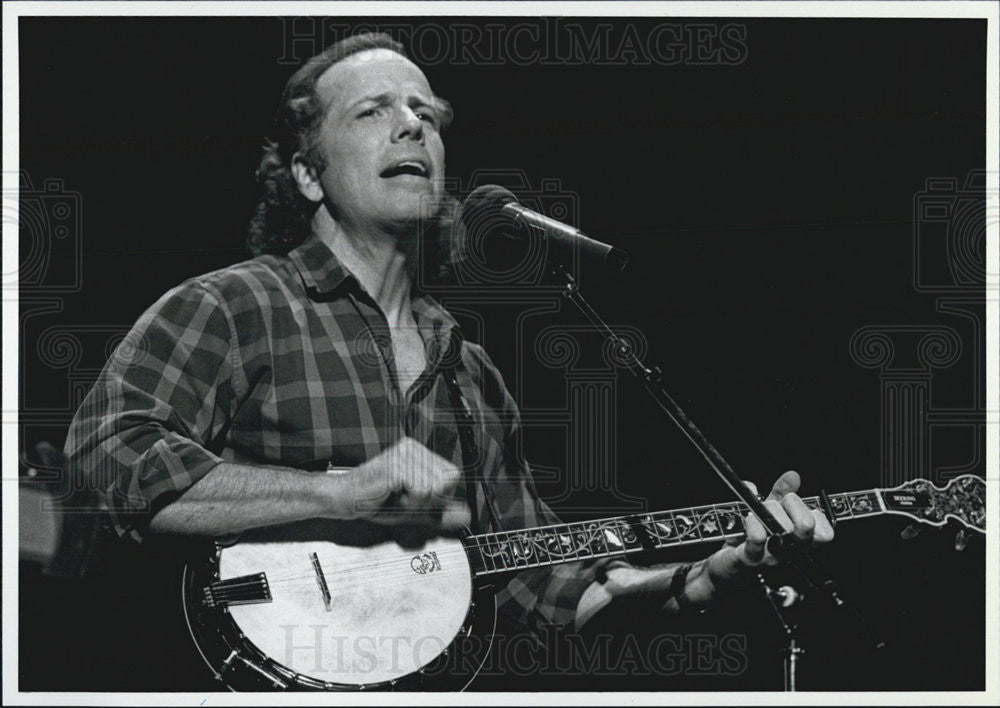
[459,185,629,271]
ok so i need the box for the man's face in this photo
[306,48,447,232]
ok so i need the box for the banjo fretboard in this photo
[462,490,884,576]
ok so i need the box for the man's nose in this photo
[392,106,424,143]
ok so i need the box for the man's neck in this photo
[312,208,417,328]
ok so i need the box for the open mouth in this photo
[380,160,430,179]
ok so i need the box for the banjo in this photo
[182,474,985,691]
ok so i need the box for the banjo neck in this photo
[461,475,986,578]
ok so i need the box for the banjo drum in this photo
[182,520,499,691]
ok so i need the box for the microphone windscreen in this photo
[458,185,518,237]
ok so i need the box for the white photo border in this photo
[3,2,997,706]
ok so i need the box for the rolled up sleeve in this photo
[65,280,235,542]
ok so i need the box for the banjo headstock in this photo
[879,474,985,534]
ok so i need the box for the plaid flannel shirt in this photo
[65,233,625,633]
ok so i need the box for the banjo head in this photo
[202,531,478,688]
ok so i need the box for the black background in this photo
[18,17,986,692]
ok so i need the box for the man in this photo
[65,32,833,686]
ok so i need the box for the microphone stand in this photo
[757,574,806,692]
[552,265,860,688]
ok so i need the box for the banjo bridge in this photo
[203,572,272,608]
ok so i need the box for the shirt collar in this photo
[288,232,356,295]
[411,291,463,367]
[288,232,465,365]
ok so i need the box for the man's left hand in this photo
[687,470,836,604]
[576,470,836,626]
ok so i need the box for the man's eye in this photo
[358,107,381,119]
[416,111,439,127]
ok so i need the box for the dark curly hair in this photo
[246,32,461,281]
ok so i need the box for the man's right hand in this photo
[335,438,472,533]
